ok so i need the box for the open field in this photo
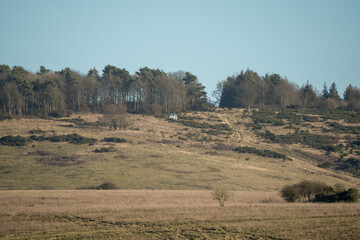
[0,109,359,239]
[1,190,360,239]
[0,110,359,191]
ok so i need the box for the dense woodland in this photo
[217,69,360,111]
[0,65,209,116]
[0,65,359,117]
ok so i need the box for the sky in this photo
[1,0,359,99]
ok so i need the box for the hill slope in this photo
[0,108,359,190]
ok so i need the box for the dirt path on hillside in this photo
[218,111,259,145]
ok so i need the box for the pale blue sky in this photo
[1,0,359,98]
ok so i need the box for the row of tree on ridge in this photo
[216,69,360,111]
[0,65,359,117]
[0,65,209,116]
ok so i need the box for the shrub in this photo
[315,188,359,203]
[48,110,68,118]
[338,158,360,171]
[281,181,332,202]
[281,184,301,202]
[281,181,359,203]
[0,135,28,146]
[65,134,96,144]
[30,133,97,145]
[97,181,118,190]
[234,146,289,160]
[29,129,45,134]
[321,145,343,153]
[211,188,231,207]
[103,137,126,143]
[94,147,109,153]
[29,135,47,141]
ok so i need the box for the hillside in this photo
[0,108,359,190]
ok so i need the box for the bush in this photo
[97,181,118,190]
[281,184,301,202]
[315,188,359,203]
[234,146,289,160]
[103,137,126,143]
[65,134,96,145]
[281,181,359,203]
[29,129,45,134]
[338,158,360,171]
[30,133,97,145]
[0,135,28,146]
[94,147,109,153]
[211,188,231,207]
[281,181,332,202]
[29,135,47,141]
[48,110,68,118]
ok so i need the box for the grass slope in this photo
[0,109,359,190]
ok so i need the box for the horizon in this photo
[1,0,359,97]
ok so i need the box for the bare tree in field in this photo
[101,104,132,130]
[212,188,231,207]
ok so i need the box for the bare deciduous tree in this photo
[101,104,132,130]
[212,188,231,207]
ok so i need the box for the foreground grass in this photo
[0,190,359,239]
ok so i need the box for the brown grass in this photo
[0,190,359,239]
[1,110,360,238]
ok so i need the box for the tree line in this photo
[215,69,360,111]
[1,65,359,117]
[0,64,210,116]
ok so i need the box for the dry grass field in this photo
[0,109,359,239]
[1,190,359,239]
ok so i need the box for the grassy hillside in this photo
[0,108,359,190]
